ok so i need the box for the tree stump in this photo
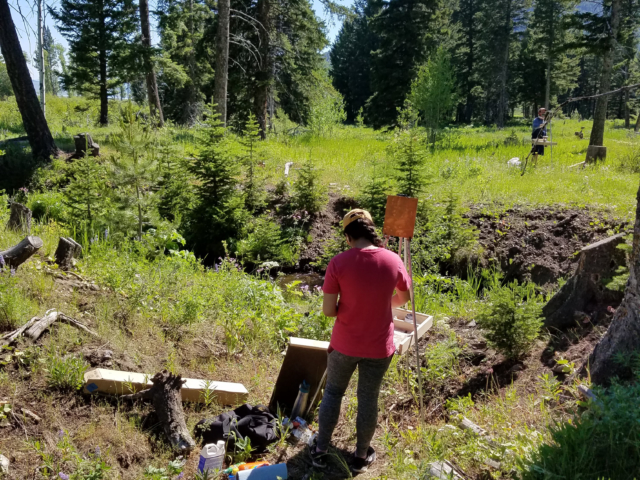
[54,237,83,270]
[585,145,607,163]
[543,232,627,330]
[124,371,196,452]
[0,236,43,270]
[73,133,100,158]
[8,202,32,233]
[587,186,640,385]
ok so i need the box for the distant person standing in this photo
[532,107,547,164]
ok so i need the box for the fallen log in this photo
[121,371,196,452]
[0,236,43,270]
[7,202,32,233]
[26,310,97,341]
[1,310,97,346]
[54,237,83,271]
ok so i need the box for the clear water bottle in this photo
[290,380,310,420]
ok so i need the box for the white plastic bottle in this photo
[197,441,225,474]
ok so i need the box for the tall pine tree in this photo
[50,0,138,125]
[330,0,382,123]
[367,0,440,128]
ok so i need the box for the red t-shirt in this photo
[322,247,411,358]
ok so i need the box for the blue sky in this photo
[11,0,350,78]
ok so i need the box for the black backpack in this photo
[195,404,277,452]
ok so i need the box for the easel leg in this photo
[406,238,424,421]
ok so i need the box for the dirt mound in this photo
[298,194,357,271]
[466,205,627,287]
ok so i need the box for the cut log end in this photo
[55,237,83,271]
[148,371,196,453]
[585,145,607,164]
[0,235,44,270]
[8,202,32,233]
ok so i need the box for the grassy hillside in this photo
[0,96,639,479]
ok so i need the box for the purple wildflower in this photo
[95,446,101,456]
[19,187,28,194]
[58,473,69,480]
[314,285,322,293]
[58,429,64,438]
[104,228,109,239]
[177,473,184,479]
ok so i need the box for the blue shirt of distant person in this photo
[532,107,547,155]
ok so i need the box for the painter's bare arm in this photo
[391,289,411,308]
[323,293,339,317]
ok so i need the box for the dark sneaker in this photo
[309,440,328,469]
[351,446,376,473]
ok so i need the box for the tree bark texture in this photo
[588,184,640,384]
[496,0,512,129]
[254,0,272,138]
[73,133,100,158]
[124,371,196,452]
[586,145,607,163]
[140,0,164,127]
[635,108,640,133]
[0,0,58,160]
[213,0,230,125]
[0,236,44,270]
[543,233,626,330]
[55,237,83,271]
[588,0,621,147]
[8,202,32,233]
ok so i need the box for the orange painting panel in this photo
[383,196,418,238]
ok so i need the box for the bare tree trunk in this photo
[496,0,512,129]
[254,0,272,138]
[636,108,640,132]
[213,0,230,125]
[587,183,640,384]
[588,0,621,147]
[140,0,164,127]
[0,0,58,160]
[99,47,109,124]
[123,371,196,452]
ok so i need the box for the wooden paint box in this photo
[392,307,433,355]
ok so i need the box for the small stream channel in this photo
[275,272,325,290]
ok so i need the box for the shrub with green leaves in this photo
[46,352,88,391]
[477,281,543,359]
[519,381,640,479]
[236,215,299,267]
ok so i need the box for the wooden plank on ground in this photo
[83,368,248,405]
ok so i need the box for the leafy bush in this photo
[519,381,640,479]
[477,281,543,359]
[28,191,68,223]
[411,192,479,274]
[292,159,326,214]
[423,328,463,385]
[46,352,88,391]
[236,215,299,267]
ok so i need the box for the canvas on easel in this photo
[383,196,418,239]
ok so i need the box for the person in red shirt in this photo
[309,209,411,473]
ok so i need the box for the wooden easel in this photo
[382,195,424,420]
